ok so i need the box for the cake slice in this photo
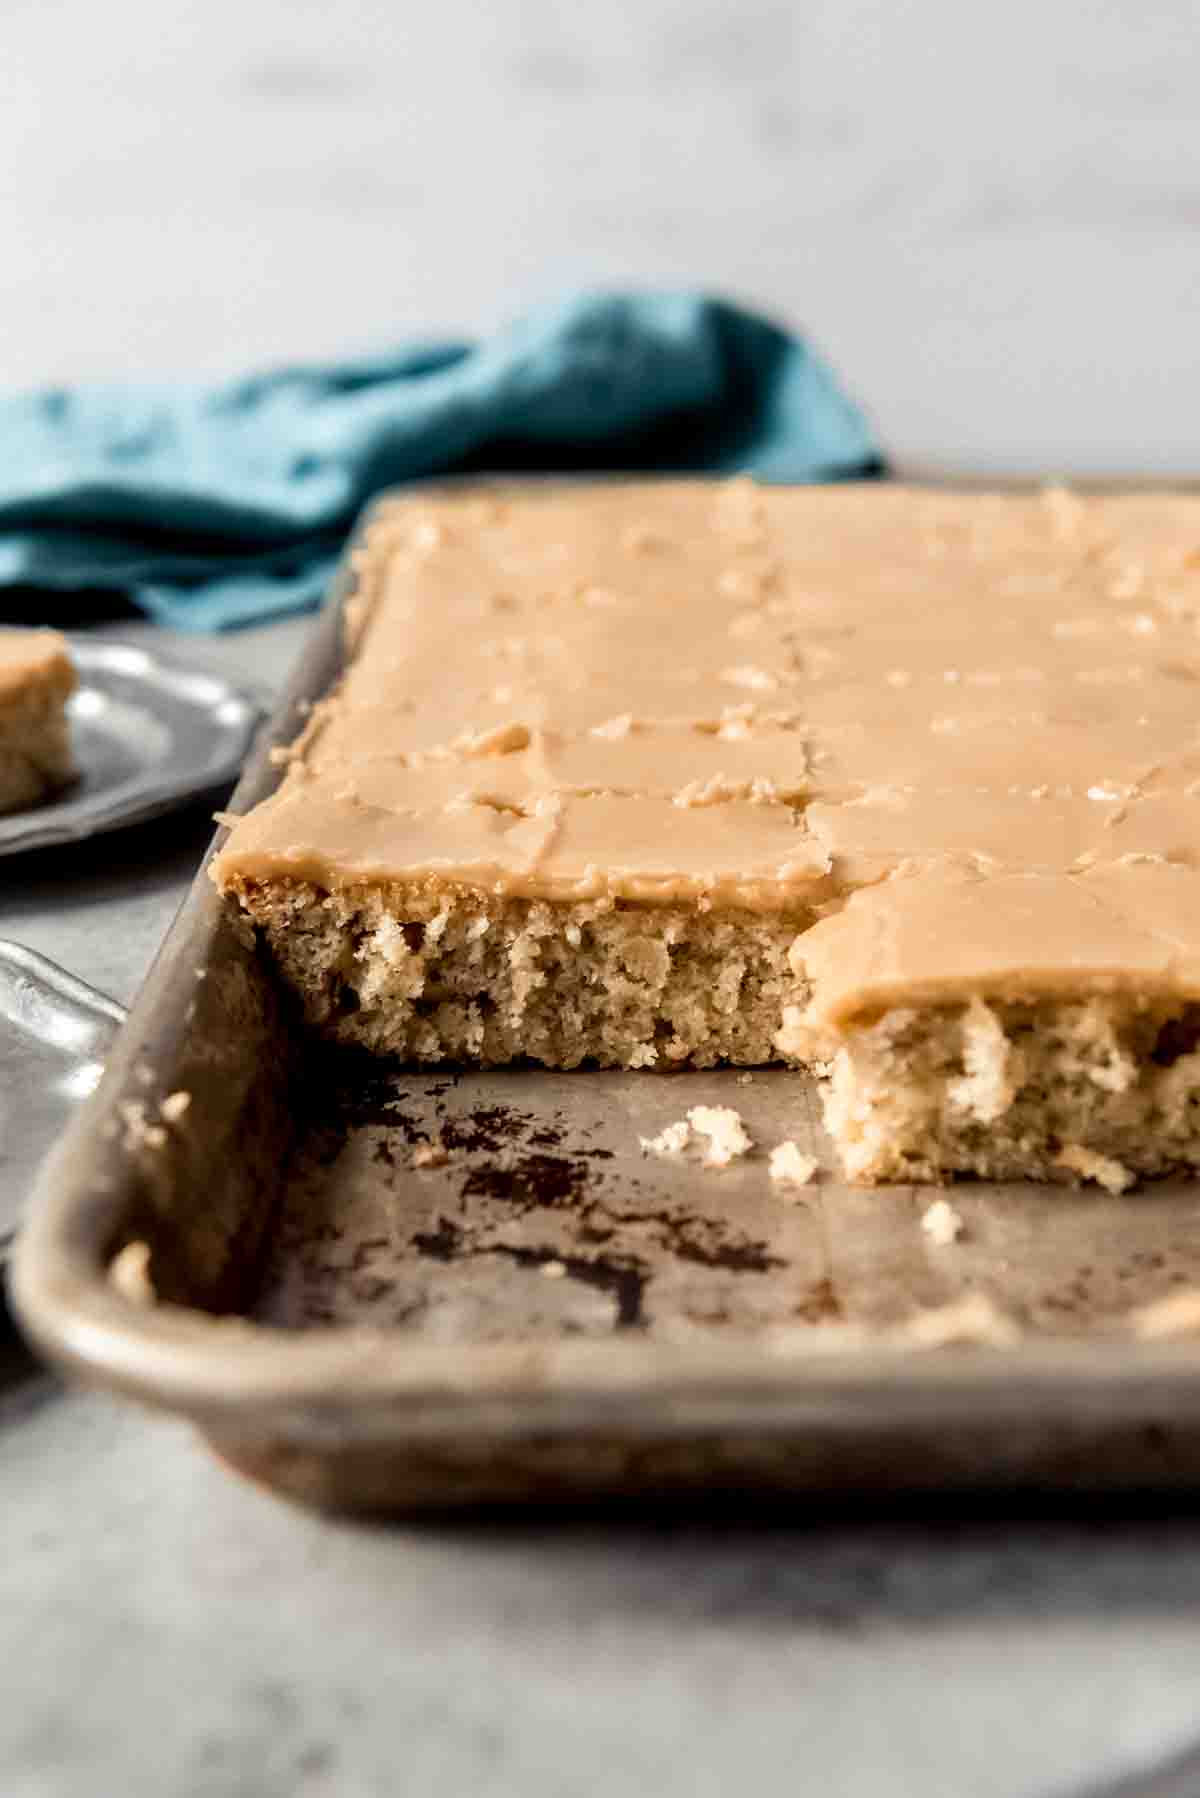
[213,480,837,1070]
[781,864,1200,1187]
[213,478,1200,1186]
[0,630,77,815]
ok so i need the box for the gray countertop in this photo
[7,0,1200,1792]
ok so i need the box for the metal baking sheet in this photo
[0,638,262,856]
[15,481,1200,1511]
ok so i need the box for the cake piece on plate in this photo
[0,630,77,815]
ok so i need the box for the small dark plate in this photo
[0,639,262,856]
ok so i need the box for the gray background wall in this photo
[6,0,1198,471]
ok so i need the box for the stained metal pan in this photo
[14,482,1200,1511]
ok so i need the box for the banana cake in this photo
[212,479,1200,1187]
[0,629,76,815]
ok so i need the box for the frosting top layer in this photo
[214,480,1200,980]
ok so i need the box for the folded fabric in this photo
[0,291,882,631]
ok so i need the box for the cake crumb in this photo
[768,1141,818,1188]
[109,1241,156,1308]
[640,1108,753,1167]
[736,1072,755,1086]
[118,1099,167,1153]
[921,1197,965,1246]
[674,774,749,808]
[686,1105,752,1167]
[902,1292,1021,1349]
[413,1139,450,1169]
[1055,1143,1136,1194]
[1129,1288,1200,1341]
[640,1120,691,1158]
[160,1090,192,1125]
[540,1259,568,1280]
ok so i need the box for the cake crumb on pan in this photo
[921,1198,964,1245]
[640,1120,692,1158]
[768,1141,817,1187]
[640,1108,752,1167]
[412,1139,450,1168]
[108,1241,156,1308]
[901,1292,1021,1349]
[686,1105,752,1166]
[117,1099,167,1154]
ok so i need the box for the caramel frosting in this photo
[798,863,1200,1026]
[0,629,74,702]
[214,480,1200,989]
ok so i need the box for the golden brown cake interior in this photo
[0,630,77,815]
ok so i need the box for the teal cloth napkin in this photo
[0,292,881,631]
